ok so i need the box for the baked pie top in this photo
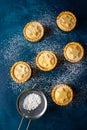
[64,42,84,62]
[23,21,44,42]
[56,11,76,31]
[51,84,73,106]
[10,61,32,83]
[36,51,57,71]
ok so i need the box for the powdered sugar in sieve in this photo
[23,93,41,111]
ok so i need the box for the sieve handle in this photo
[26,120,31,130]
[18,116,24,130]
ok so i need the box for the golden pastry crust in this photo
[10,61,32,83]
[51,84,73,106]
[64,42,84,63]
[56,11,77,31]
[36,51,57,71]
[23,21,44,42]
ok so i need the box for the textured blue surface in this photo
[0,0,87,130]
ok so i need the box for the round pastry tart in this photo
[10,61,32,83]
[23,21,44,42]
[51,84,73,106]
[56,11,77,31]
[64,42,84,63]
[36,51,57,71]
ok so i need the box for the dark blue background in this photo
[0,0,87,130]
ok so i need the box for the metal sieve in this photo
[16,88,47,130]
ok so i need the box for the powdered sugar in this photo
[23,93,41,111]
